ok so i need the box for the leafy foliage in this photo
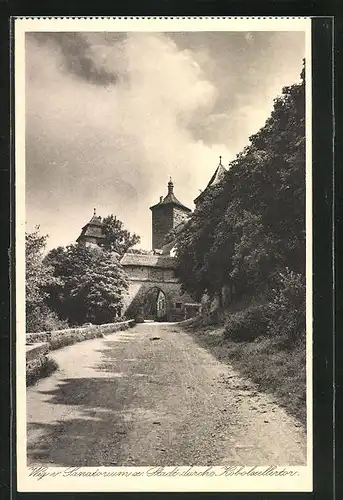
[26,228,55,307]
[128,248,151,255]
[175,66,305,306]
[26,304,69,334]
[100,214,140,255]
[163,219,188,246]
[224,304,270,342]
[267,268,306,346]
[25,227,67,333]
[175,64,306,349]
[26,214,137,331]
[174,184,229,300]
[45,244,129,325]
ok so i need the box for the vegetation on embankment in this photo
[175,63,307,424]
[182,311,306,424]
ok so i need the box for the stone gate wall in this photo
[122,280,193,322]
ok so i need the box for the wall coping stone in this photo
[26,319,135,344]
[26,342,49,362]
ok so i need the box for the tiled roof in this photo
[121,253,177,269]
[85,215,103,227]
[150,179,191,212]
[194,162,227,204]
[76,213,106,242]
[207,163,227,187]
[79,225,106,239]
[150,193,191,212]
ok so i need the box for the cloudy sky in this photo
[25,31,305,250]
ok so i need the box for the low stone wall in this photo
[26,342,50,385]
[26,342,49,368]
[48,320,135,350]
[26,320,135,385]
[26,320,135,347]
[26,332,51,344]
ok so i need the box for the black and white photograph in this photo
[16,17,312,492]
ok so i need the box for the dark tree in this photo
[100,215,140,256]
[44,244,128,325]
[25,227,65,332]
[175,64,305,301]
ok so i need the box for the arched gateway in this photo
[120,178,200,322]
[120,253,194,322]
[142,287,167,321]
[76,177,213,322]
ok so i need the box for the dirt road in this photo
[27,323,306,466]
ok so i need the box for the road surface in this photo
[27,323,306,466]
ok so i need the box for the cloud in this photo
[31,32,121,86]
[25,31,305,251]
[25,32,233,250]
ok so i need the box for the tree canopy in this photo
[25,213,139,330]
[175,65,305,302]
[44,244,129,325]
[100,214,140,255]
[25,227,65,332]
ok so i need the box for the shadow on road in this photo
[27,333,144,467]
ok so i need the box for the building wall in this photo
[151,206,173,249]
[152,205,190,250]
[124,265,178,283]
[81,237,98,246]
[122,275,194,322]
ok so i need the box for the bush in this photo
[223,269,305,346]
[224,304,270,342]
[267,268,305,346]
[112,315,127,323]
[44,244,128,326]
[26,305,69,333]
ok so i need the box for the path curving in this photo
[27,323,306,466]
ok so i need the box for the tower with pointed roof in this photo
[150,178,191,251]
[76,208,106,247]
[194,156,227,208]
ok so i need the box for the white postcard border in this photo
[15,16,313,493]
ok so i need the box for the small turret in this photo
[76,209,106,247]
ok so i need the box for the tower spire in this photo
[219,155,222,165]
[168,177,174,194]
[93,207,96,216]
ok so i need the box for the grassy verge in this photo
[181,317,306,424]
